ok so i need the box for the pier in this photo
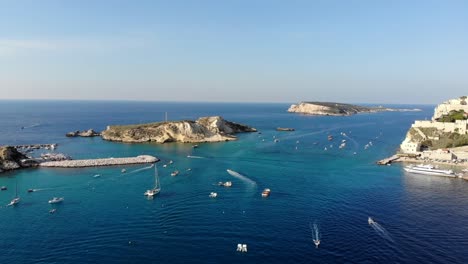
[40,155,158,168]
[377,155,400,165]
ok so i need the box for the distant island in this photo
[379,96,468,168]
[288,101,421,116]
[101,116,257,143]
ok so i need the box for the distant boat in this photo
[121,169,127,173]
[404,164,455,177]
[6,178,20,206]
[144,164,161,197]
[1,186,7,191]
[171,170,179,177]
[311,223,320,248]
[218,181,232,187]
[209,192,218,198]
[368,217,375,225]
[261,188,271,197]
[48,197,64,204]
[49,209,57,214]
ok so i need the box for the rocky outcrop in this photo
[66,129,100,137]
[0,146,37,173]
[101,116,257,143]
[288,102,419,116]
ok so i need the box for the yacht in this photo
[404,164,455,177]
[48,197,64,204]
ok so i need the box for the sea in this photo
[1,100,468,264]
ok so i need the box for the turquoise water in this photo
[1,101,468,263]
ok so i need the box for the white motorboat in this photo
[7,197,20,207]
[404,164,455,177]
[261,188,271,197]
[48,197,64,204]
[209,192,218,198]
[368,217,375,225]
[171,170,179,177]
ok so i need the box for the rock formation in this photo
[0,146,37,173]
[101,116,257,143]
[288,102,419,116]
[66,129,101,137]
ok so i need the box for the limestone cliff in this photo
[0,146,33,173]
[101,116,257,143]
[288,102,382,116]
[399,96,468,154]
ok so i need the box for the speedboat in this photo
[48,197,64,204]
[209,192,218,198]
[223,181,232,187]
[404,164,455,177]
[49,209,57,214]
[261,188,271,197]
[1,186,7,191]
[171,170,179,177]
[368,217,375,225]
[121,169,127,173]
[7,197,20,206]
[313,239,320,248]
[27,189,34,193]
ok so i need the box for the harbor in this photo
[39,155,158,168]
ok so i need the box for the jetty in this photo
[377,155,400,165]
[40,155,158,168]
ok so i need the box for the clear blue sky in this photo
[0,0,467,104]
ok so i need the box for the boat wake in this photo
[369,218,394,242]
[124,164,155,175]
[187,155,205,159]
[226,169,256,186]
[21,123,41,129]
[309,222,321,248]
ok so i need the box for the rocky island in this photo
[379,96,468,174]
[288,101,420,116]
[101,116,257,143]
[0,146,38,173]
[66,129,100,137]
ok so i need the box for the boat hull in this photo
[404,167,456,177]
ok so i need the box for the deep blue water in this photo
[1,101,468,264]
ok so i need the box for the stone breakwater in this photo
[40,155,158,168]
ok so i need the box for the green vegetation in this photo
[437,110,467,122]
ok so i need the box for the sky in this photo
[0,0,467,104]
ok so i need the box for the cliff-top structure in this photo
[101,116,257,143]
[399,96,468,161]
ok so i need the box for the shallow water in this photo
[1,101,468,264]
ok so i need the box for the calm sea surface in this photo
[1,101,467,264]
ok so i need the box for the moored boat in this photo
[171,170,179,176]
[209,192,218,198]
[404,164,455,177]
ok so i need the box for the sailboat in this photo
[144,163,160,197]
[6,178,20,206]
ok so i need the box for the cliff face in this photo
[432,96,468,121]
[288,102,375,116]
[101,116,257,143]
[0,146,29,172]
